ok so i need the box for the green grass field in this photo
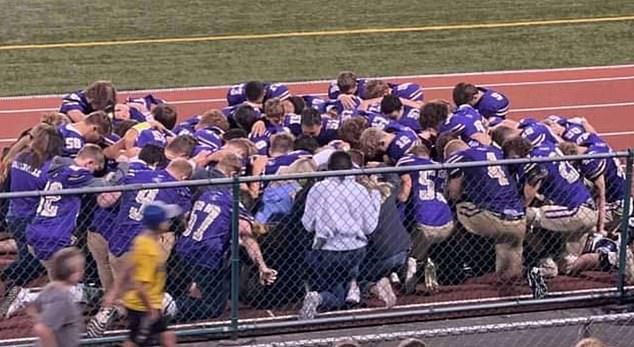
[1,0,633,96]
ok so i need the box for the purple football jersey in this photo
[396,155,452,226]
[90,164,128,239]
[439,105,486,146]
[392,82,424,102]
[264,150,312,175]
[226,83,247,106]
[8,154,54,218]
[109,167,192,256]
[520,122,560,147]
[126,94,164,111]
[223,104,262,124]
[364,112,398,131]
[250,121,286,155]
[520,144,591,208]
[134,128,168,148]
[265,83,290,101]
[446,145,524,216]
[316,117,341,146]
[386,129,421,163]
[302,95,329,113]
[58,124,86,158]
[175,187,250,269]
[555,118,606,147]
[59,90,92,115]
[283,113,302,136]
[475,87,509,119]
[577,144,625,204]
[333,95,362,117]
[26,164,98,260]
[396,105,421,132]
[172,115,202,136]
[195,127,224,153]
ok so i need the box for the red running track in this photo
[1,65,633,150]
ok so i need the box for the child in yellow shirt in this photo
[104,201,181,347]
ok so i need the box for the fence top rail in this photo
[0,150,630,199]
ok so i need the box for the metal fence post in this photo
[230,176,241,338]
[618,150,634,298]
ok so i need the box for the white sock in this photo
[23,290,39,305]
[69,284,85,303]
[162,292,178,317]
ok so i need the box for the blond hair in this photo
[359,127,385,158]
[50,247,84,282]
[41,112,70,127]
[198,109,230,131]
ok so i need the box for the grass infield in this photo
[1,0,633,96]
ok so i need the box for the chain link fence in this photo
[0,151,631,344]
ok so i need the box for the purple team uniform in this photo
[134,128,168,148]
[474,88,509,119]
[392,82,424,102]
[396,106,421,132]
[439,105,486,147]
[302,95,329,113]
[26,161,105,260]
[364,112,400,132]
[518,119,560,147]
[519,144,592,208]
[193,127,224,155]
[59,90,93,115]
[226,83,290,106]
[284,114,339,146]
[576,144,625,204]
[58,124,86,158]
[446,146,524,216]
[8,155,58,219]
[264,150,312,175]
[546,115,605,147]
[333,96,362,121]
[175,187,250,269]
[173,115,202,136]
[386,129,421,163]
[396,156,452,227]
[108,166,191,256]
[283,113,302,136]
[248,121,286,156]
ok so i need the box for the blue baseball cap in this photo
[142,201,182,229]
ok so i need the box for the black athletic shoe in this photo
[527,267,548,299]
[0,286,22,319]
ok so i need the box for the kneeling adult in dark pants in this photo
[300,151,382,319]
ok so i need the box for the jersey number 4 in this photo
[486,152,509,186]
[128,189,159,221]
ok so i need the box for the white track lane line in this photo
[2,76,634,114]
[2,64,634,101]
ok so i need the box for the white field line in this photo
[1,64,634,101]
[2,76,634,114]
